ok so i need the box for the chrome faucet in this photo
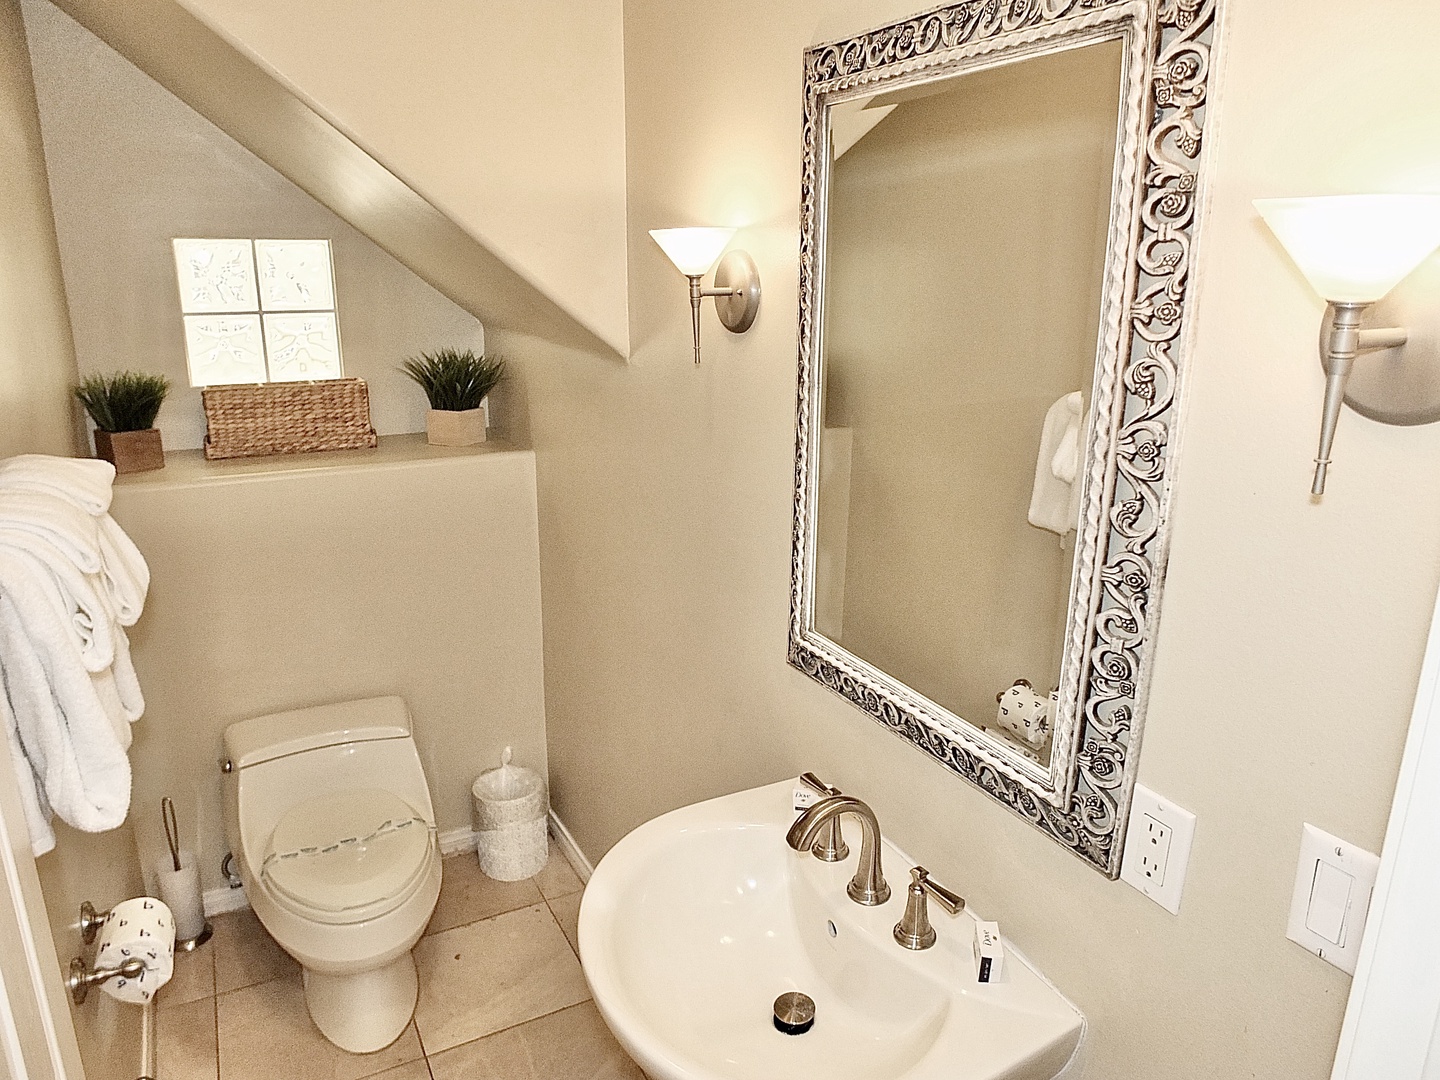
[786,795,890,906]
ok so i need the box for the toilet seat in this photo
[261,788,435,926]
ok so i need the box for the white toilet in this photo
[221,696,442,1053]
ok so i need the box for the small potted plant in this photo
[74,371,170,474]
[400,348,505,447]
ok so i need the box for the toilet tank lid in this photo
[224,696,412,770]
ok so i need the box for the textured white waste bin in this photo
[471,748,548,881]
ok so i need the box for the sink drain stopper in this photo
[773,992,816,1035]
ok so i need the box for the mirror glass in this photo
[811,40,1125,767]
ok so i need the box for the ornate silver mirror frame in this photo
[789,0,1219,875]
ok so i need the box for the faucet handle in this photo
[798,772,840,797]
[894,866,965,950]
[795,774,849,862]
[914,866,964,915]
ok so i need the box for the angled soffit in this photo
[49,0,627,360]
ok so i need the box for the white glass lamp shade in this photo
[649,227,736,277]
[1255,194,1440,303]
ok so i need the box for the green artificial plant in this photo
[74,371,171,432]
[399,348,505,412]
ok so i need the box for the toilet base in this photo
[303,952,418,1053]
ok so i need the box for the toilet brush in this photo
[156,797,211,949]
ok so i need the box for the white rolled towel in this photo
[0,455,115,516]
[94,897,174,1004]
[96,515,148,627]
[0,688,55,855]
[0,530,116,673]
[0,578,133,835]
[0,492,103,574]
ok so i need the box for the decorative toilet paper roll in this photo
[995,680,1056,751]
[95,897,175,1004]
[155,849,206,944]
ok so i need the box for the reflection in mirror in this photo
[812,41,1124,766]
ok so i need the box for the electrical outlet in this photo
[1120,785,1196,915]
[1135,814,1172,886]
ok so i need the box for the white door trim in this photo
[0,748,84,1080]
[1332,580,1440,1078]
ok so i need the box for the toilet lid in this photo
[262,789,433,917]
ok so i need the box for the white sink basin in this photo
[578,780,1083,1080]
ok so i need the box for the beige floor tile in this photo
[217,974,424,1080]
[534,841,584,900]
[163,944,217,1007]
[413,903,589,1055]
[212,908,300,994]
[157,995,218,1080]
[357,1063,431,1080]
[546,890,582,959]
[427,1001,642,1080]
[426,855,544,936]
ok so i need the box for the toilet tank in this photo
[222,697,436,877]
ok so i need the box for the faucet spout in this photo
[786,795,891,906]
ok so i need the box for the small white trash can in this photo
[471,747,548,881]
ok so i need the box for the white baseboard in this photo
[437,826,477,858]
[548,809,593,883]
[202,812,589,918]
[203,884,250,918]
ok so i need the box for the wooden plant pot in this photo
[94,428,165,474]
[426,406,487,447]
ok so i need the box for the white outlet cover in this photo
[1286,823,1379,975]
[1120,784,1197,915]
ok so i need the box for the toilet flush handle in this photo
[220,759,233,774]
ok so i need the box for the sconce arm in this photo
[1313,302,1369,495]
[1356,327,1409,351]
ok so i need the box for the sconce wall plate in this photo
[713,250,761,334]
[1320,257,1440,426]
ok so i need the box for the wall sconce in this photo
[1255,194,1440,495]
[649,227,761,364]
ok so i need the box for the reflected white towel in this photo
[0,456,116,516]
[0,563,132,838]
[1028,392,1084,537]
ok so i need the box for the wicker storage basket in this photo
[201,378,378,460]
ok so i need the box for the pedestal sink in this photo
[578,780,1083,1080]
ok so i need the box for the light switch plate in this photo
[1286,823,1379,975]
[1120,784,1196,915]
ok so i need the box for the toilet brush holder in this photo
[155,850,211,950]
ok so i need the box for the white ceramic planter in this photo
[425,405,486,447]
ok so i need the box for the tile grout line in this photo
[543,895,582,963]
[211,953,221,1080]
[419,999,597,1070]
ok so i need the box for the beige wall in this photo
[22,0,488,452]
[171,0,631,358]
[0,0,80,459]
[822,42,1119,729]
[110,442,548,896]
[0,4,145,1076]
[498,1,1440,1078]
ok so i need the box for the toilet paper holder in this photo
[66,954,146,1006]
[78,900,108,944]
[82,897,211,953]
